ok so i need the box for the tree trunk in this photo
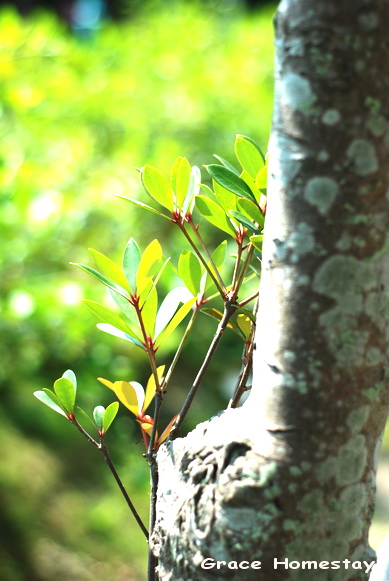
[151,1,389,579]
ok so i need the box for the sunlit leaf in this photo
[103,401,119,433]
[206,164,255,201]
[97,377,115,391]
[240,170,260,203]
[141,165,174,211]
[114,380,144,416]
[155,297,196,347]
[71,263,129,298]
[155,287,192,337]
[116,196,170,220]
[141,285,158,337]
[196,195,236,236]
[236,313,252,338]
[178,250,203,296]
[171,156,191,209]
[89,248,129,290]
[144,366,165,413]
[234,134,265,177]
[157,414,179,446]
[212,154,240,175]
[93,405,105,431]
[34,389,67,417]
[83,300,142,341]
[250,234,263,252]
[140,421,154,436]
[54,377,76,414]
[255,165,268,190]
[122,238,141,294]
[229,211,261,233]
[96,323,145,349]
[182,165,201,216]
[212,240,227,270]
[62,369,77,390]
[213,179,237,213]
[237,198,265,227]
[136,239,163,296]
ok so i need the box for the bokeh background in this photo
[0,1,387,579]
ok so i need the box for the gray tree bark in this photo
[151,1,389,579]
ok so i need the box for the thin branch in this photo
[228,338,254,409]
[177,222,227,298]
[161,302,201,392]
[70,418,149,540]
[169,298,237,439]
[100,440,149,540]
[187,217,227,295]
[238,291,259,308]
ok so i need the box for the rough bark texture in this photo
[151,1,389,579]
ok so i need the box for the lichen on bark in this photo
[151,1,389,579]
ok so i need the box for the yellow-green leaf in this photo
[155,297,196,347]
[144,366,165,413]
[89,248,129,291]
[178,250,203,296]
[54,377,76,415]
[141,165,174,211]
[136,239,163,296]
[234,134,265,178]
[141,285,158,337]
[171,156,191,209]
[196,195,236,236]
[83,300,142,341]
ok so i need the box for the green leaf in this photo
[178,250,203,296]
[206,164,255,201]
[240,170,261,203]
[155,297,196,347]
[71,263,129,298]
[116,196,170,220]
[182,165,201,216]
[141,285,158,337]
[103,401,119,434]
[234,134,265,177]
[97,323,146,349]
[236,313,253,338]
[255,165,268,190]
[34,389,68,417]
[229,211,262,234]
[89,248,129,290]
[136,239,163,296]
[83,300,143,341]
[62,369,77,390]
[171,156,191,208]
[122,238,141,294]
[155,287,192,337]
[196,195,236,236]
[212,155,240,176]
[235,305,257,324]
[213,179,237,213]
[237,198,265,228]
[93,405,105,432]
[212,240,227,270]
[250,234,263,252]
[141,165,174,211]
[54,377,76,415]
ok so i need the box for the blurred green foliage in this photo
[0,2,275,579]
